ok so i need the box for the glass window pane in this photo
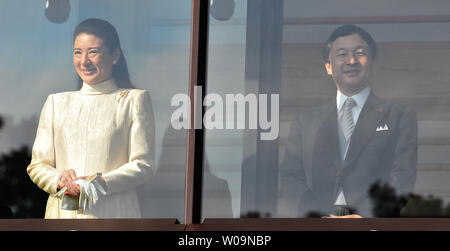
[0,0,190,221]
[203,0,450,219]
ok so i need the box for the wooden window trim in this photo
[184,0,209,225]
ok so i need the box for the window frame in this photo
[186,0,450,228]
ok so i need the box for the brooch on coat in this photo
[117,90,129,103]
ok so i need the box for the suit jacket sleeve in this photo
[27,95,61,194]
[102,91,156,195]
[389,106,418,195]
[280,113,314,217]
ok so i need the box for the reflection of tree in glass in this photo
[401,194,450,217]
[0,115,47,218]
[305,181,450,218]
[304,211,326,218]
[370,181,450,217]
[369,181,409,217]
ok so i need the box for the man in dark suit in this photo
[280,25,417,218]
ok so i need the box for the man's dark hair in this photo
[322,24,377,63]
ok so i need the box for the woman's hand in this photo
[57,169,81,197]
[57,169,77,189]
[65,182,81,197]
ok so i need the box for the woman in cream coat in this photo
[27,18,155,218]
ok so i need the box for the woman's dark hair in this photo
[322,24,377,63]
[74,18,134,88]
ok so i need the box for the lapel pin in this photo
[377,107,383,113]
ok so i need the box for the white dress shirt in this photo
[334,86,371,206]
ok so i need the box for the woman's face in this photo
[73,33,120,85]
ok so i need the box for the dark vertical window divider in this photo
[185,0,209,225]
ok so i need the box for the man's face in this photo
[324,33,374,96]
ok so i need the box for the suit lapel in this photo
[343,93,386,170]
[311,101,340,196]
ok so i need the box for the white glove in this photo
[74,176,107,211]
